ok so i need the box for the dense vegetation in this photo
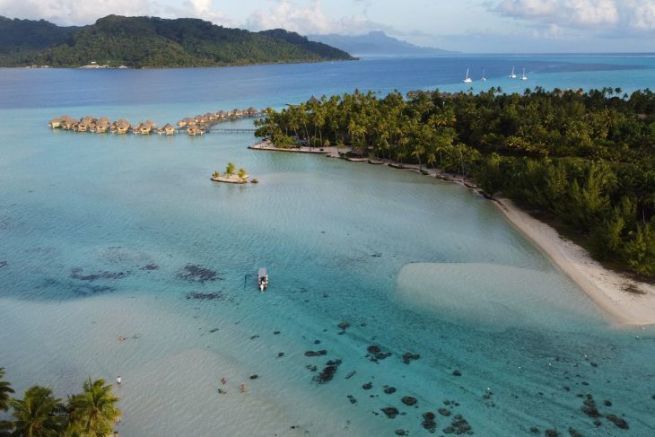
[0,15,354,68]
[0,368,120,436]
[255,87,655,278]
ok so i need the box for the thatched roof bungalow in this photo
[187,126,204,136]
[60,116,76,130]
[177,118,192,128]
[159,123,176,136]
[95,123,109,134]
[112,119,131,134]
[76,121,90,132]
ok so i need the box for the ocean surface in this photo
[1,54,654,436]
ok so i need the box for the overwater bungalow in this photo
[159,123,176,136]
[49,117,63,129]
[95,122,109,134]
[76,121,89,132]
[177,118,192,128]
[112,119,131,135]
[187,126,204,136]
[61,117,76,130]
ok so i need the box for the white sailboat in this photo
[521,68,528,81]
[481,69,487,82]
[463,68,473,84]
[509,66,517,79]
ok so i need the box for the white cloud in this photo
[625,0,655,30]
[0,0,154,25]
[496,0,618,26]
[0,0,234,27]
[495,0,655,32]
[245,0,389,35]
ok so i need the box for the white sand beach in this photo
[494,198,655,327]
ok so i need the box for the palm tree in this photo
[211,171,220,179]
[67,379,120,437]
[10,386,65,437]
[225,162,235,177]
[0,368,13,412]
[237,168,247,180]
[0,368,14,436]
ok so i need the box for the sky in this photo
[0,0,654,53]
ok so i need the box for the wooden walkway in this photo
[207,128,257,134]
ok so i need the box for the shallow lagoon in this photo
[1,56,655,436]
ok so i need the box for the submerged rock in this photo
[383,386,397,394]
[177,264,221,282]
[347,394,357,404]
[366,344,392,362]
[606,414,629,430]
[313,359,341,384]
[402,352,420,364]
[338,321,351,331]
[438,407,451,417]
[581,395,600,418]
[304,350,328,357]
[394,430,408,436]
[186,292,223,301]
[444,415,472,435]
[71,267,128,281]
[381,407,399,419]
[452,369,462,377]
[421,412,437,433]
[401,396,417,406]
[0,260,7,268]
[140,263,159,271]
[544,430,559,437]
[362,382,373,390]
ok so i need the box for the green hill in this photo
[0,15,355,68]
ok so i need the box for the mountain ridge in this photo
[308,31,453,57]
[0,15,354,68]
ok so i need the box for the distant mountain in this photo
[308,31,452,57]
[0,15,354,68]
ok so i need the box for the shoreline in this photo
[493,198,655,327]
[250,141,655,327]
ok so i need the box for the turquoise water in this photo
[1,55,655,436]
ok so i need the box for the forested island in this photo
[0,15,354,68]
[255,88,655,279]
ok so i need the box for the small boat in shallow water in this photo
[258,268,269,292]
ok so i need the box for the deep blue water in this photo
[1,53,652,110]
[1,55,654,436]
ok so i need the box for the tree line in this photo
[255,87,655,278]
[0,368,120,436]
